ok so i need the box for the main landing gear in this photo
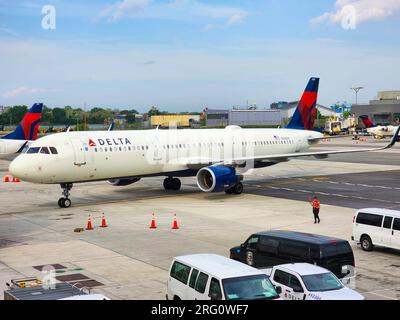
[58,183,73,208]
[225,182,243,195]
[163,177,181,191]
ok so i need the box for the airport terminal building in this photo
[352,91,400,125]
[204,108,282,127]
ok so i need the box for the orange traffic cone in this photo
[100,213,108,228]
[4,176,10,182]
[149,213,157,229]
[172,213,179,230]
[12,177,20,183]
[86,215,93,230]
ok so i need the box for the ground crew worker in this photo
[310,196,321,224]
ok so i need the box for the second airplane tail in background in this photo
[359,115,375,128]
[2,103,43,141]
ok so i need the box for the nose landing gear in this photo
[58,183,73,208]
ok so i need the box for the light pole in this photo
[350,87,364,105]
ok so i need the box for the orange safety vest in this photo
[312,199,320,209]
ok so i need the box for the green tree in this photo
[41,105,53,125]
[52,107,66,124]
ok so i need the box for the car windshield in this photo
[301,272,343,292]
[222,275,278,300]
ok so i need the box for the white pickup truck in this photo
[265,263,364,300]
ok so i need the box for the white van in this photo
[352,208,400,251]
[166,254,280,300]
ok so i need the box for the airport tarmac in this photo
[0,136,400,300]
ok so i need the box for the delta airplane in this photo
[359,115,399,139]
[9,79,400,208]
[0,103,43,159]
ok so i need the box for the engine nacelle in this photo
[108,178,141,186]
[196,166,241,193]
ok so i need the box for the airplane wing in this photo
[307,134,355,142]
[182,126,400,168]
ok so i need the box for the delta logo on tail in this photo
[287,77,320,130]
[2,103,43,141]
[359,115,375,128]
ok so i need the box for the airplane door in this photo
[70,138,86,166]
[153,144,162,161]
[152,133,162,162]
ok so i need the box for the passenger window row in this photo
[242,139,294,146]
[356,212,400,231]
[89,140,293,153]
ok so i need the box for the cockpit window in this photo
[40,147,50,154]
[26,147,40,154]
[49,147,58,154]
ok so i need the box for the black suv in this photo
[230,230,355,279]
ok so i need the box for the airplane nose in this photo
[9,157,27,180]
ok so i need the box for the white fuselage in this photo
[367,125,398,138]
[0,138,27,159]
[9,127,322,184]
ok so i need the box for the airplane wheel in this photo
[58,198,65,208]
[63,198,72,208]
[233,183,243,195]
[163,178,172,190]
[171,178,181,191]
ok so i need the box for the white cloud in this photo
[97,0,248,28]
[3,86,47,98]
[0,27,18,37]
[311,0,400,28]
[98,0,151,22]
[226,13,246,26]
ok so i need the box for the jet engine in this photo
[108,178,141,186]
[196,166,242,192]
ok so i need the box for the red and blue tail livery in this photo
[359,115,375,128]
[287,77,320,130]
[2,103,43,141]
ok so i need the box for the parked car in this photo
[230,230,355,278]
[166,254,280,300]
[266,263,364,300]
[352,208,400,251]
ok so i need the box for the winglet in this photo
[108,122,114,131]
[385,125,400,149]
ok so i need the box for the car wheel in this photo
[233,183,243,195]
[360,235,373,251]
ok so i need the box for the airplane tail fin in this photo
[359,115,375,128]
[2,103,43,141]
[287,77,320,130]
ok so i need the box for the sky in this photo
[0,0,399,112]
